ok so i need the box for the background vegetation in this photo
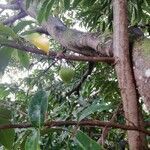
[0,0,149,149]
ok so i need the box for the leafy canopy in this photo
[0,0,149,149]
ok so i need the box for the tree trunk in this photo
[113,0,146,149]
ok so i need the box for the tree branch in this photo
[0,120,149,135]
[3,11,27,25]
[98,103,122,145]
[34,27,50,35]
[0,40,114,63]
[20,3,113,57]
[0,4,19,10]
[66,62,95,96]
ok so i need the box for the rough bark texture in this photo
[22,2,113,57]
[113,0,146,149]
[133,39,150,110]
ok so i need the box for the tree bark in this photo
[113,0,146,149]
[21,2,113,57]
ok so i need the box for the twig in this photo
[29,58,45,69]
[66,62,95,96]
[36,60,56,79]
[26,60,57,94]
[97,103,122,145]
[0,119,149,135]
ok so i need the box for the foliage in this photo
[28,89,48,128]
[0,0,149,149]
[26,0,150,32]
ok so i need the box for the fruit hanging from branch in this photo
[59,67,75,83]
[27,33,50,54]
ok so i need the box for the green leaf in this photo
[0,108,12,119]
[64,0,70,10]
[0,24,17,39]
[13,21,35,33]
[28,90,48,128]
[0,108,15,150]
[0,47,14,76]
[82,0,97,7]
[45,0,55,20]
[26,0,33,8]
[0,85,9,99]
[77,102,110,121]
[37,0,49,23]
[75,130,103,150]
[25,130,40,150]
[13,130,31,150]
[17,51,30,69]
[72,0,82,8]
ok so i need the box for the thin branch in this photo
[25,27,50,35]
[22,4,113,57]
[66,62,95,96]
[3,11,27,25]
[0,4,19,10]
[97,103,122,145]
[26,60,57,93]
[0,9,4,14]
[35,60,56,80]
[34,27,50,35]
[0,120,149,135]
[0,40,115,63]
[52,52,114,63]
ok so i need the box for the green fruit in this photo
[59,67,75,83]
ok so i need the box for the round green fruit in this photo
[59,67,75,83]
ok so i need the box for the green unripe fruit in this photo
[59,67,75,83]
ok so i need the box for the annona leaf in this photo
[0,85,9,99]
[0,24,17,39]
[28,90,48,128]
[75,130,103,150]
[73,0,82,8]
[64,0,70,10]
[0,108,12,119]
[17,50,30,69]
[0,47,14,76]
[26,0,32,8]
[82,0,97,7]
[0,108,15,150]
[13,21,35,33]
[13,130,31,150]
[77,102,110,121]
[45,0,55,20]
[37,0,49,23]
[25,130,40,150]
